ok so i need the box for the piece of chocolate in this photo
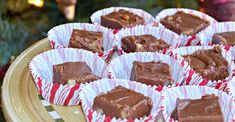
[183,46,229,81]
[160,11,210,36]
[68,29,103,53]
[171,94,224,122]
[101,9,145,29]
[130,61,173,86]
[53,62,100,85]
[212,31,235,46]
[93,85,153,119]
[121,34,171,53]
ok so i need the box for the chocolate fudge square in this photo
[68,29,103,53]
[121,34,171,53]
[212,31,235,46]
[160,11,209,36]
[93,85,152,119]
[53,62,100,85]
[171,94,224,122]
[101,9,145,29]
[183,46,229,81]
[130,61,173,86]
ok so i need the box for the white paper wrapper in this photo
[90,7,156,30]
[79,78,162,122]
[198,22,235,60]
[29,48,108,106]
[227,77,235,101]
[162,86,235,121]
[47,23,115,61]
[115,25,181,56]
[155,8,218,46]
[171,46,235,91]
[107,52,190,88]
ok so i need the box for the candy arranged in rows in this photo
[29,7,235,121]
[79,79,234,121]
[29,45,235,102]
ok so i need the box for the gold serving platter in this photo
[2,38,86,122]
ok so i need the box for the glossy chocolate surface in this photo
[101,9,145,29]
[183,46,229,81]
[212,31,235,46]
[68,29,103,53]
[53,62,100,85]
[121,34,171,53]
[171,94,224,122]
[130,61,173,86]
[160,11,209,35]
[93,85,153,119]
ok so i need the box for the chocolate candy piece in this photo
[101,9,145,29]
[212,31,235,46]
[171,94,224,122]
[183,46,229,81]
[160,11,209,36]
[121,34,171,53]
[130,61,173,86]
[93,85,153,119]
[68,29,103,53]
[53,62,100,85]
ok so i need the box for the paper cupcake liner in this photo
[162,86,235,121]
[171,46,235,90]
[115,25,180,56]
[227,77,235,101]
[198,22,235,60]
[47,23,115,61]
[79,78,162,122]
[156,8,218,46]
[107,52,191,88]
[90,7,156,32]
[29,48,108,106]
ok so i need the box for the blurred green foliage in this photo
[0,0,198,67]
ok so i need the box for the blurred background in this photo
[0,0,235,120]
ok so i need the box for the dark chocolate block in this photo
[183,46,229,81]
[212,31,235,46]
[68,29,103,53]
[130,61,173,86]
[53,62,100,85]
[121,34,171,53]
[160,11,209,36]
[93,85,153,119]
[171,94,224,122]
[101,9,145,29]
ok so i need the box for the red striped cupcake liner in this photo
[78,78,162,122]
[161,86,235,121]
[114,25,181,56]
[155,8,218,46]
[171,46,235,91]
[29,48,108,106]
[198,22,235,61]
[90,7,157,34]
[47,23,115,61]
[107,52,190,88]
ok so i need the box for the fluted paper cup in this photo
[227,77,235,102]
[107,52,190,87]
[156,8,218,46]
[198,22,235,60]
[48,23,115,61]
[115,25,180,55]
[79,78,162,122]
[162,86,235,121]
[90,7,156,32]
[29,48,108,106]
[171,46,235,90]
